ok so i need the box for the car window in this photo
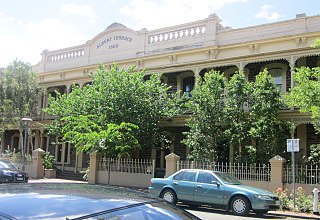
[214,172,242,185]
[0,161,16,169]
[173,171,184,180]
[181,171,197,182]
[197,171,217,184]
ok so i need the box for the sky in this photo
[0,0,319,68]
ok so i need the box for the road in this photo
[178,204,320,220]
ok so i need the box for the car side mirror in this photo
[211,181,220,186]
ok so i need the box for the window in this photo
[181,171,197,182]
[197,171,217,184]
[269,68,283,91]
[173,171,184,180]
[183,77,194,99]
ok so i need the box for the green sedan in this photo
[149,169,280,216]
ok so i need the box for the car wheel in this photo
[255,210,268,215]
[161,189,177,204]
[230,196,251,216]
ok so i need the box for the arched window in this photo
[183,77,194,99]
[261,63,287,93]
[269,68,283,91]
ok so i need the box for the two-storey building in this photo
[1,13,320,173]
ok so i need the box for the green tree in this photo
[0,60,41,125]
[248,70,288,163]
[182,70,225,162]
[45,64,179,158]
[285,66,320,132]
[224,72,251,162]
[311,38,320,48]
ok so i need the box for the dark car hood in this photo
[0,183,155,220]
[0,168,26,174]
[0,192,140,219]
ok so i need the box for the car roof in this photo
[0,183,157,219]
[178,169,220,173]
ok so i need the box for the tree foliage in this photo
[285,66,320,133]
[183,69,288,164]
[0,60,41,126]
[182,70,225,162]
[311,38,320,48]
[285,37,320,132]
[248,70,288,163]
[224,72,251,161]
[45,64,179,157]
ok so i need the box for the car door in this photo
[193,171,226,205]
[172,170,197,202]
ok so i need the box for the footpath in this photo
[29,178,320,219]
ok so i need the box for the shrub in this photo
[276,188,291,210]
[42,151,55,169]
[295,187,313,212]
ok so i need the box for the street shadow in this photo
[178,203,289,219]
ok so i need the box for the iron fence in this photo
[98,158,154,175]
[284,164,320,184]
[178,160,270,182]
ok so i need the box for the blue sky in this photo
[0,0,319,68]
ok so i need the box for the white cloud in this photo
[0,15,87,67]
[255,5,282,21]
[120,0,247,30]
[24,19,87,61]
[60,3,97,23]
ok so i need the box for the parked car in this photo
[0,159,28,183]
[149,169,280,216]
[0,183,200,220]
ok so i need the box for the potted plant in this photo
[42,151,56,178]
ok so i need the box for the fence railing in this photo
[178,160,270,182]
[284,164,320,185]
[0,153,33,166]
[98,158,154,175]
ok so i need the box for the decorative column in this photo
[269,155,286,191]
[61,143,66,171]
[42,90,48,119]
[88,152,101,184]
[39,129,44,150]
[193,67,201,85]
[165,153,180,177]
[66,83,71,96]
[0,130,4,154]
[19,129,23,151]
[290,60,295,92]
[31,148,44,179]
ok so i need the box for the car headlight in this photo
[2,170,14,176]
[255,195,272,200]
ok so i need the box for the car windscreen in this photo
[0,161,17,169]
[67,201,200,220]
[214,172,242,185]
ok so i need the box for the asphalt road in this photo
[182,205,320,220]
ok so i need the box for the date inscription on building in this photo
[96,35,133,50]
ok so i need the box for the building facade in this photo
[1,13,320,172]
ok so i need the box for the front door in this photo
[194,171,226,205]
[173,170,197,202]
